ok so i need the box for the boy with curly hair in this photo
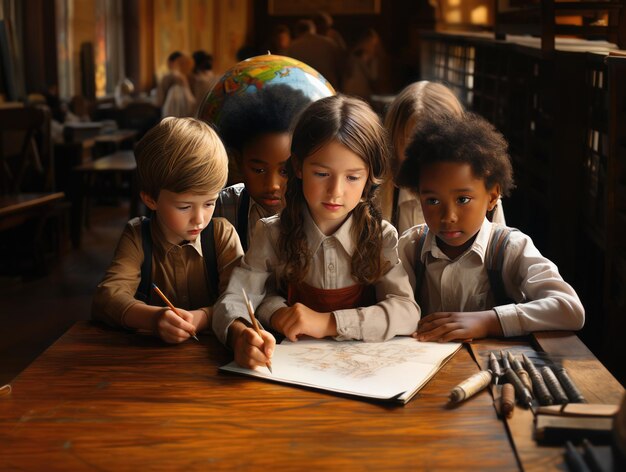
[397,113,584,342]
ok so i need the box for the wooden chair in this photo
[0,106,68,275]
[117,101,160,140]
[70,150,139,247]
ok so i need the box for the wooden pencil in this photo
[241,288,273,373]
[151,283,199,341]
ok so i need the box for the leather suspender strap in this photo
[136,217,153,303]
[136,218,219,304]
[236,188,250,252]
[412,224,429,302]
[200,219,219,298]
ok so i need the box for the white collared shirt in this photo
[212,206,420,345]
[398,218,584,337]
[247,198,268,247]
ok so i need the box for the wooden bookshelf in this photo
[421,36,476,106]
[495,1,625,54]
[604,55,626,378]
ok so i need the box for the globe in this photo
[197,54,336,125]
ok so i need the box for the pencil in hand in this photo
[151,283,199,341]
[241,288,273,373]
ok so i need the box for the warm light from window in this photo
[445,10,462,23]
[471,6,488,24]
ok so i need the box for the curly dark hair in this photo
[396,112,515,196]
[216,84,312,154]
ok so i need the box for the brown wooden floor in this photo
[0,203,128,385]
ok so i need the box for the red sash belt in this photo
[287,281,376,312]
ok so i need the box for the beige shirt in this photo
[212,208,420,345]
[396,188,425,236]
[248,200,270,247]
[92,216,243,328]
[398,218,584,337]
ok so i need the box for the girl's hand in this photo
[412,310,502,343]
[155,307,197,343]
[232,325,276,369]
[270,303,338,341]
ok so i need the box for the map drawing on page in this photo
[220,337,461,403]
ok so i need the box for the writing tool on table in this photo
[540,366,569,405]
[508,352,533,393]
[449,370,492,403]
[522,353,554,406]
[151,283,199,341]
[564,441,589,472]
[500,350,511,370]
[489,352,503,384]
[581,439,603,471]
[241,288,273,374]
[503,367,534,411]
[554,367,586,403]
[501,383,515,418]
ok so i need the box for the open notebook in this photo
[220,337,462,404]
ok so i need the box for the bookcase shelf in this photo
[495,1,625,54]
[605,58,626,377]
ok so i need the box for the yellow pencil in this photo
[151,283,199,341]
[241,288,273,373]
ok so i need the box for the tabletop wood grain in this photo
[470,333,625,472]
[2,322,614,471]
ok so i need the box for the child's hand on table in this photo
[270,303,337,341]
[412,310,502,342]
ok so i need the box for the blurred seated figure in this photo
[313,11,347,51]
[266,24,291,56]
[157,51,182,107]
[343,28,391,101]
[115,78,135,109]
[67,95,93,122]
[161,53,196,118]
[191,50,219,104]
[287,19,342,90]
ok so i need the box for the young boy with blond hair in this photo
[92,117,243,343]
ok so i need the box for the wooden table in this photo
[70,151,138,247]
[0,192,65,226]
[0,322,622,471]
[0,192,67,274]
[93,129,138,156]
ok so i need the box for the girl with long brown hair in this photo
[213,95,420,369]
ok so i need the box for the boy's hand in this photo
[270,303,337,342]
[412,310,502,342]
[231,322,276,369]
[155,307,198,343]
